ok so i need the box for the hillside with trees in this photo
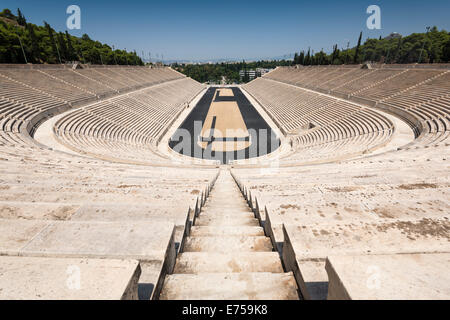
[293,27,450,65]
[0,8,143,65]
[2,7,449,76]
[175,28,450,84]
[173,60,292,84]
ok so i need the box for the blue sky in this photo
[2,0,450,61]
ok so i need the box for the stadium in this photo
[0,1,449,304]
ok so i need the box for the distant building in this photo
[239,68,273,81]
[256,68,272,77]
[239,70,257,81]
[384,32,402,40]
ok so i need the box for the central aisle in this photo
[159,170,299,300]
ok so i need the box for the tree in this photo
[354,31,362,64]
[57,32,68,61]
[81,34,91,41]
[331,44,338,64]
[26,23,40,63]
[443,38,450,62]
[299,51,305,65]
[305,48,311,65]
[392,37,402,63]
[65,31,77,61]
[0,9,15,20]
[317,49,326,65]
[293,52,298,65]
[44,21,60,63]
[17,9,26,26]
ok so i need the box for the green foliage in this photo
[293,27,450,66]
[16,9,26,26]
[0,8,144,65]
[305,48,311,65]
[354,31,362,63]
[174,27,450,84]
[174,60,292,84]
[26,23,40,63]
[443,38,450,62]
[0,9,15,20]
[44,21,59,63]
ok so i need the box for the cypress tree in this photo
[305,49,311,65]
[354,31,362,64]
[57,32,68,61]
[331,44,338,63]
[44,21,59,63]
[65,31,77,61]
[17,8,27,26]
[26,23,40,63]
[299,51,305,65]
[393,37,403,63]
[293,52,299,65]
[443,39,450,62]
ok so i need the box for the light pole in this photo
[78,39,86,64]
[53,34,62,64]
[113,45,118,65]
[346,41,350,64]
[418,26,431,64]
[16,33,28,64]
[385,43,392,64]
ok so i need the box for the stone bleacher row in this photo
[233,64,450,299]
[54,78,204,164]
[0,135,218,299]
[231,146,450,299]
[0,66,189,142]
[0,66,219,299]
[262,66,450,145]
[244,78,394,164]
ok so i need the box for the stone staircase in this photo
[159,169,299,300]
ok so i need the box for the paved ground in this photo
[169,87,280,164]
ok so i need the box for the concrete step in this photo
[174,252,284,273]
[203,202,249,209]
[206,199,247,203]
[160,272,299,300]
[207,195,247,201]
[326,253,450,300]
[183,236,273,253]
[0,256,141,300]
[202,204,251,211]
[199,211,255,219]
[190,226,265,237]
[195,216,259,227]
[202,209,252,215]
